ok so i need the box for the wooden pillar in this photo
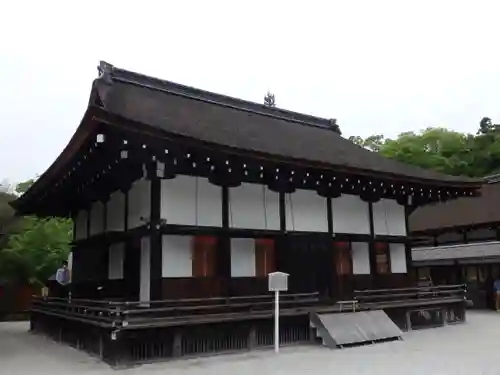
[326,197,333,234]
[122,186,138,301]
[368,202,377,280]
[326,196,335,298]
[102,198,109,286]
[279,192,286,231]
[149,165,163,301]
[404,205,413,277]
[220,186,231,296]
[86,206,91,239]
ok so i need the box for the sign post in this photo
[268,271,289,354]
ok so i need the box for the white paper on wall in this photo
[106,190,125,232]
[128,178,151,229]
[162,235,193,277]
[331,194,370,234]
[229,183,279,230]
[74,210,88,240]
[352,242,371,275]
[389,243,407,273]
[196,178,222,227]
[230,238,256,277]
[161,175,222,227]
[89,201,105,236]
[373,199,406,236]
[285,189,328,232]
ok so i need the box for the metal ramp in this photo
[310,310,403,348]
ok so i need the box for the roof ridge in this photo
[97,61,341,133]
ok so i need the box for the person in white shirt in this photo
[55,261,70,298]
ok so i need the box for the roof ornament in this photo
[328,119,342,135]
[97,61,114,84]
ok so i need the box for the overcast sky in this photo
[1,0,499,184]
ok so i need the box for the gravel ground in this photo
[1,311,500,375]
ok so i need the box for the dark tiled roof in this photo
[93,61,479,185]
[410,182,500,232]
[412,241,500,262]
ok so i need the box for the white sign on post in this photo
[268,271,289,354]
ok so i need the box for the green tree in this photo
[0,178,73,286]
[15,178,35,195]
[350,127,500,177]
[378,128,478,176]
[0,216,72,286]
[349,134,384,152]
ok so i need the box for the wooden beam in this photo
[149,164,162,301]
[326,197,333,234]
[404,205,413,275]
[279,192,286,231]
[368,202,377,278]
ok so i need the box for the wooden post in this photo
[404,205,413,277]
[172,329,183,357]
[248,325,257,349]
[279,192,286,232]
[220,186,231,296]
[368,202,377,280]
[149,163,162,301]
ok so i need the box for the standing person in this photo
[55,261,70,299]
[493,277,500,311]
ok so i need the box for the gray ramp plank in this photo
[312,310,403,347]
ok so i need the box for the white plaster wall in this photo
[331,194,370,234]
[108,242,124,280]
[285,189,328,232]
[197,177,222,227]
[74,210,88,240]
[373,198,406,236]
[162,235,193,277]
[128,178,151,229]
[389,243,407,273]
[106,190,125,232]
[89,201,105,236]
[352,242,371,275]
[140,236,151,303]
[230,238,256,277]
[161,175,222,226]
[229,183,280,230]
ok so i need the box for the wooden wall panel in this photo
[255,238,276,277]
[192,236,217,277]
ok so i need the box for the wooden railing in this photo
[31,292,320,329]
[354,284,467,307]
[31,292,320,365]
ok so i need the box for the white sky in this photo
[1,0,500,184]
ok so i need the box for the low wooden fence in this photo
[354,284,467,330]
[354,284,467,306]
[30,292,320,366]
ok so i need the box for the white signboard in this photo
[268,271,289,354]
[268,271,289,292]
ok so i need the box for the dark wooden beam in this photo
[404,205,413,275]
[326,197,333,234]
[368,202,377,277]
[149,163,163,301]
[279,192,286,231]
